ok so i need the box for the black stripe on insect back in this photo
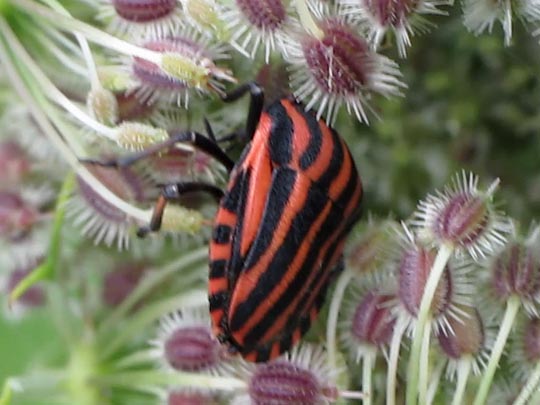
[212,224,232,244]
[227,169,251,287]
[241,168,297,271]
[295,105,323,171]
[267,101,293,166]
[209,290,229,312]
[209,259,227,279]
[242,168,360,346]
[229,178,329,337]
[314,128,344,191]
[242,195,343,347]
[220,169,245,212]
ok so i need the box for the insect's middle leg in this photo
[137,182,224,237]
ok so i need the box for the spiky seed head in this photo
[164,326,223,371]
[350,291,395,347]
[98,0,184,39]
[102,262,146,307]
[438,305,485,359]
[286,17,404,124]
[0,141,30,185]
[0,191,39,242]
[490,242,540,312]
[115,122,169,150]
[223,0,291,62]
[413,172,511,260]
[87,87,119,126]
[131,36,234,106]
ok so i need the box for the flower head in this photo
[437,304,491,377]
[98,0,185,39]
[285,17,404,124]
[102,262,147,307]
[463,0,540,46]
[488,228,540,315]
[509,316,540,382]
[150,307,228,374]
[338,0,450,56]
[391,226,473,334]
[66,163,151,249]
[128,34,233,106]
[413,172,512,260]
[341,288,396,361]
[232,344,339,404]
[223,0,293,62]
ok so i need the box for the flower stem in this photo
[0,16,151,225]
[294,0,323,38]
[418,315,432,405]
[362,351,375,405]
[386,316,408,405]
[426,357,446,405]
[100,290,208,360]
[452,357,472,405]
[112,350,157,370]
[9,0,161,62]
[473,295,521,405]
[327,268,353,371]
[406,243,453,405]
[9,172,75,305]
[95,370,246,392]
[514,360,540,405]
[0,379,16,405]
[39,0,99,85]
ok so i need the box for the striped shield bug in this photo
[84,82,363,362]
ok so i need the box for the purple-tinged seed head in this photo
[0,141,30,184]
[236,0,287,30]
[438,305,484,359]
[164,326,222,371]
[302,18,371,95]
[115,91,156,121]
[522,318,540,363]
[133,38,198,92]
[434,192,489,249]
[77,164,146,223]
[351,291,395,347]
[168,391,217,405]
[491,243,539,303]
[248,360,324,404]
[346,221,397,277]
[112,0,177,23]
[255,63,289,106]
[398,245,453,317]
[0,191,39,241]
[364,0,417,27]
[102,263,146,307]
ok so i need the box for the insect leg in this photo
[222,82,264,141]
[82,131,235,172]
[137,182,224,237]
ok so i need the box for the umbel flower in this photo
[337,0,452,56]
[2,0,540,404]
[462,0,540,46]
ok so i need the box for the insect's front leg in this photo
[222,82,264,141]
[81,131,234,172]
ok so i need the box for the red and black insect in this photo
[86,83,362,362]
